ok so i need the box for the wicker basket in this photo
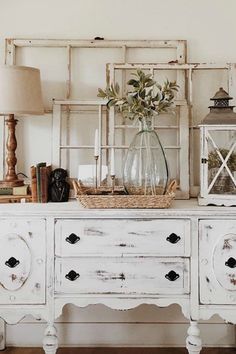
[73,180,176,209]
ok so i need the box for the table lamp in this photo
[0,65,44,187]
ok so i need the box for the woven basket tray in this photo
[73,180,176,209]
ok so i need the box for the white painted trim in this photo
[9,39,186,49]
[179,104,190,199]
[110,63,230,70]
[53,100,108,105]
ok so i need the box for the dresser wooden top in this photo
[0,198,235,217]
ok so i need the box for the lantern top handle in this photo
[210,87,233,107]
[210,87,233,102]
[201,87,236,125]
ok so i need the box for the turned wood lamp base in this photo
[0,114,24,188]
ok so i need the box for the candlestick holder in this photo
[111,174,115,194]
[94,155,99,190]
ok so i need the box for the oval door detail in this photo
[0,233,31,291]
[213,233,236,291]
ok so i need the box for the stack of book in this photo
[31,163,52,203]
[0,184,31,203]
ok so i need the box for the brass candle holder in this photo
[111,174,115,195]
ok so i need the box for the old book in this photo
[36,162,46,202]
[40,166,49,203]
[47,165,52,179]
[0,187,13,195]
[0,185,28,196]
[13,185,29,196]
[30,166,37,202]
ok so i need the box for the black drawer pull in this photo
[5,257,20,268]
[225,257,236,268]
[165,270,180,281]
[65,270,80,281]
[66,233,80,244]
[166,233,181,244]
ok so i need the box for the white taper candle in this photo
[111,148,115,176]
[94,129,99,157]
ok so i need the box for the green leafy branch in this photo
[98,69,179,121]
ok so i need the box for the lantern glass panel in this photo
[207,129,236,195]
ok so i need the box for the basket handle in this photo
[165,180,177,196]
[72,179,81,196]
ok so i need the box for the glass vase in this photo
[123,118,168,195]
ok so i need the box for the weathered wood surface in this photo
[7,39,186,50]
[55,257,189,295]
[0,202,236,352]
[0,232,31,291]
[55,218,190,257]
[200,220,236,305]
[0,219,46,304]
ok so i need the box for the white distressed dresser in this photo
[0,199,236,353]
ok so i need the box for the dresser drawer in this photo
[55,219,190,257]
[55,257,189,295]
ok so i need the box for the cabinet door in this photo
[0,219,46,304]
[199,220,236,304]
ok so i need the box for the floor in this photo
[2,348,236,354]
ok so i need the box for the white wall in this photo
[1,0,236,62]
[1,0,236,347]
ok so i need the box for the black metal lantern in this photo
[199,88,236,206]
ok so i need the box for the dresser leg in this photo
[0,319,5,350]
[186,321,202,354]
[43,324,58,354]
